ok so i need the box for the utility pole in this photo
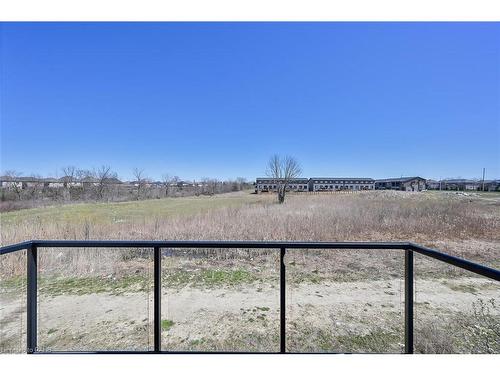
[482,168,486,192]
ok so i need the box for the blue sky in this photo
[1,22,499,181]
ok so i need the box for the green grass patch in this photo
[2,267,259,296]
[442,281,478,294]
[163,268,257,287]
[37,275,150,296]
[2,268,259,297]
[0,191,266,229]
[0,276,26,290]
[161,319,175,331]
[256,306,270,311]
[336,329,401,353]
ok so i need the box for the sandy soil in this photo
[1,276,498,353]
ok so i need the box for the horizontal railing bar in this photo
[34,350,384,355]
[0,241,32,255]
[33,350,382,355]
[1,240,499,281]
[33,350,283,354]
[24,240,413,249]
[409,243,500,282]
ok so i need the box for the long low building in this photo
[255,177,374,193]
[375,177,426,191]
[426,179,500,191]
[309,177,374,191]
[255,178,309,193]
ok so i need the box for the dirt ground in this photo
[1,275,498,353]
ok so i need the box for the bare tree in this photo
[235,177,247,191]
[170,176,180,195]
[94,165,117,201]
[161,173,172,197]
[132,168,149,200]
[26,174,43,201]
[61,166,76,185]
[4,170,23,200]
[61,166,76,200]
[75,169,92,199]
[208,178,219,195]
[76,168,90,180]
[266,155,302,204]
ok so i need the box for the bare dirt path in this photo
[1,276,498,353]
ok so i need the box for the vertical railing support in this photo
[27,243,37,354]
[280,247,286,353]
[154,246,162,353]
[404,249,414,354]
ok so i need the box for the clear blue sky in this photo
[1,22,499,181]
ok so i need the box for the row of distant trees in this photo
[0,166,250,207]
[1,154,302,208]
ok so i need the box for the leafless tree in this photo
[4,170,23,200]
[133,168,149,200]
[75,169,90,180]
[235,177,247,191]
[94,165,117,201]
[61,166,76,200]
[26,174,43,201]
[208,179,219,195]
[61,166,76,185]
[161,173,173,197]
[200,177,219,195]
[266,155,302,204]
[170,176,180,195]
[75,169,92,199]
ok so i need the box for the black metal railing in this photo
[1,240,499,354]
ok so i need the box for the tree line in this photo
[0,165,250,210]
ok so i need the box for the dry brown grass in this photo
[3,191,499,242]
[1,190,499,278]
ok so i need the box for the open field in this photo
[0,190,268,230]
[1,190,499,353]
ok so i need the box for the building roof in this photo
[103,177,122,184]
[441,179,480,184]
[309,177,374,181]
[256,177,309,182]
[80,176,99,183]
[375,177,426,183]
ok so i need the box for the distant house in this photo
[464,180,481,191]
[178,181,194,188]
[103,177,123,185]
[0,175,127,190]
[42,178,64,188]
[426,180,441,190]
[59,176,82,187]
[375,177,426,191]
[439,179,481,191]
[80,176,99,186]
[19,177,40,189]
[485,180,500,192]
[0,176,48,189]
[0,176,23,189]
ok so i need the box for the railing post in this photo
[154,246,161,353]
[404,249,414,354]
[27,243,37,354]
[280,247,286,353]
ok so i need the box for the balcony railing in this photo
[1,240,499,354]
